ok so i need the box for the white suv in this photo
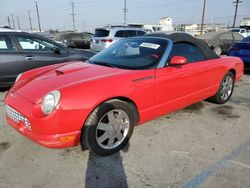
[90,27,146,52]
[230,28,250,38]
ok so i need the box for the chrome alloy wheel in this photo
[96,109,130,149]
[220,75,233,101]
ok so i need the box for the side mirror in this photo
[169,56,187,65]
[53,47,60,54]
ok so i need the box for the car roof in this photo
[95,27,145,31]
[146,32,219,60]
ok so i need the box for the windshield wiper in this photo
[91,61,118,68]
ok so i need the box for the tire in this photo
[82,99,135,156]
[213,46,222,56]
[209,71,235,104]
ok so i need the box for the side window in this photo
[16,35,57,51]
[233,33,243,41]
[71,34,82,40]
[168,42,205,63]
[115,30,126,37]
[0,35,16,51]
[137,31,146,36]
[126,30,137,37]
[220,34,233,40]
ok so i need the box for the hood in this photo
[13,62,129,104]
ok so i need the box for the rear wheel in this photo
[209,71,235,104]
[82,99,135,156]
[213,46,222,56]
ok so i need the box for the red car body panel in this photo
[5,56,244,148]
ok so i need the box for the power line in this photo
[200,0,206,35]
[28,10,33,32]
[123,0,128,25]
[7,16,11,27]
[11,14,16,29]
[232,0,243,27]
[35,2,42,32]
[70,1,76,31]
[17,16,21,30]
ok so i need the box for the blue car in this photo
[227,36,250,70]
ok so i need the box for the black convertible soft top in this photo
[146,32,219,60]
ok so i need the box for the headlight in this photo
[15,73,23,82]
[41,90,61,115]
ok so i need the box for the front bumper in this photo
[5,92,85,149]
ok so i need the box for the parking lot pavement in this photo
[0,75,250,188]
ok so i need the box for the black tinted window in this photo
[71,33,83,40]
[169,42,205,63]
[0,35,16,51]
[127,30,137,37]
[94,29,110,37]
[115,30,126,37]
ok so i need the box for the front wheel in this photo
[209,71,235,104]
[82,99,135,156]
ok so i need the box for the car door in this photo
[155,42,212,114]
[14,34,70,71]
[219,33,234,52]
[0,33,25,86]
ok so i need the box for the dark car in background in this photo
[227,36,250,70]
[0,29,95,88]
[55,32,93,49]
[198,31,243,55]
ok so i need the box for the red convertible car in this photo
[5,33,244,155]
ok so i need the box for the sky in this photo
[0,0,250,32]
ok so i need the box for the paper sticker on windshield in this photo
[140,43,160,49]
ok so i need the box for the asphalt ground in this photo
[0,73,249,188]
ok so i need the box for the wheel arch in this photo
[228,68,236,77]
[80,96,139,149]
[81,96,139,131]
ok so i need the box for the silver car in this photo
[90,27,146,52]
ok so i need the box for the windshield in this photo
[89,38,168,70]
[231,29,240,32]
[94,29,110,37]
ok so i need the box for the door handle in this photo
[24,56,34,61]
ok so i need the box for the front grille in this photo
[5,105,31,129]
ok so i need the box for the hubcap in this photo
[96,109,130,149]
[220,75,233,101]
[214,47,222,56]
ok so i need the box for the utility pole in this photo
[200,0,206,35]
[7,16,11,27]
[28,10,33,32]
[70,1,76,31]
[123,0,128,25]
[232,0,243,28]
[17,16,21,30]
[11,14,16,29]
[35,2,42,32]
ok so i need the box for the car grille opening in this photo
[5,105,31,130]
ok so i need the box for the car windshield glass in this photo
[89,38,167,70]
[231,29,240,32]
[94,29,110,37]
